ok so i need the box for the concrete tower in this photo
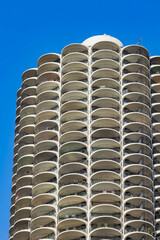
[9,35,160,240]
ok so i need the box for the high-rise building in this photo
[9,35,160,240]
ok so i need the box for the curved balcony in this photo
[61,91,87,105]
[91,78,120,92]
[21,96,36,110]
[59,173,87,189]
[35,120,58,135]
[57,218,87,235]
[152,113,160,125]
[14,207,31,222]
[91,149,121,164]
[124,221,154,239]
[22,77,37,92]
[17,154,33,170]
[122,82,150,97]
[91,118,120,132]
[91,49,120,62]
[91,98,120,113]
[35,131,58,146]
[58,184,87,200]
[61,71,88,85]
[151,74,160,85]
[123,102,150,117]
[125,154,152,168]
[32,193,56,208]
[57,207,87,222]
[124,164,152,180]
[122,53,149,67]
[36,100,59,115]
[18,144,34,159]
[62,62,88,76]
[38,53,60,67]
[124,173,153,191]
[124,197,154,214]
[59,141,87,157]
[33,170,57,186]
[123,133,151,148]
[62,43,88,57]
[91,107,120,123]
[16,175,32,191]
[60,131,87,145]
[90,228,122,240]
[19,126,35,142]
[37,91,59,105]
[15,196,31,211]
[90,193,121,209]
[31,215,55,233]
[32,182,56,200]
[92,69,120,82]
[91,159,121,174]
[37,71,60,86]
[61,80,88,95]
[58,195,87,210]
[34,150,57,165]
[91,41,120,53]
[62,52,88,66]
[35,110,58,125]
[122,45,149,59]
[13,229,30,240]
[33,161,57,177]
[90,216,122,235]
[16,185,32,201]
[91,171,121,186]
[59,162,87,177]
[31,204,56,220]
[22,68,37,82]
[92,87,120,101]
[60,101,87,116]
[57,230,86,240]
[59,151,87,166]
[38,62,60,76]
[124,185,153,202]
[152,93,160,104]
[123,92,150,107]
[91,139,120,154]
[60,121,87,135]
[122,63,149,78]
[123,112,151,127]
[91,59,120,73]
[37,81,59,97]
[30,227,55,240]
[20,105,36,119]
[90,204,121,220]
[34,140,57,154]
[21,86,36,101]
[91,128,120,141]
[123,122,151,137]
[124,208,154,224]
[20,115,35,130]
[19,134,34,149]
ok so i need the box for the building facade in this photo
[9,35,160,240]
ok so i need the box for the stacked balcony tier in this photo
[122,45,154,240]
[151,56,160,239]
[30,54,60,240]
[11,69,37,240]
[57,44,89,240]
[89,41,122,240]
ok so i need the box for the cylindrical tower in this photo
[9,35,160,240]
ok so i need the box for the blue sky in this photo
[0,0,160,238]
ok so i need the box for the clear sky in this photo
[0,0,160,238]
